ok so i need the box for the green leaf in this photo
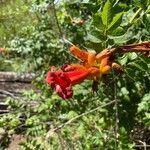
[87,34,102,43]
[134,0,148,10]
[118,54,129,65]
[138,93,150,112]
[128,52,138,60]
[101,0,112,27]
[143,15,150,32]
[111,27,127,36]
[92,12,105,31]
[67,111,78,119]
[108,34,128,44]
[108,12,124,31]
[121,87,129,95]
[86,42,103,53]
[87,30,106,43]
[81,0,89,3]
[128,61,148,71]
[144,113,150,126]
[140,55,150,64]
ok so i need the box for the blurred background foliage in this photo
[0,0,150,149]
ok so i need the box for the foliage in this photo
[0,0,36,46]
[0,0,150,149]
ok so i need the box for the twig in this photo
[51,1,74,60]
[0,89,19,100]
[63,38,74,46]
[0,89,39,107]
[112,71,119,149]
[52,1,64,42]
[137,140,147,150]
[135,145,150,148]
[0,110,9,113]
[46,100,116,139]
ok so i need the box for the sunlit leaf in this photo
[101,0,112,26]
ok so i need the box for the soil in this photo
[7,135,25,150]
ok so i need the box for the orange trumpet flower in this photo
[0,48,6,53]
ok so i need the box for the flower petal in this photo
[66,70,89,85]
[46,68,73,99]
[70,46,88,62]
[63,64,87,72]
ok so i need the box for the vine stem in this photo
[45,100,116,139]
[52,1,65,44]
[113,70,119,149]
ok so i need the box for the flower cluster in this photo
[38,42,150,99]
[46,45,118,99]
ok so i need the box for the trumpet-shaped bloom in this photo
[46,66,90,99]
[46,69,73,99]
[46,46,112,99]
[46,42,150,99]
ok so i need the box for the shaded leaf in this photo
[87,30,106,43]
[87,34,102,43]
[92,12,105,31]
[134,0,148,10]
[108,34,128,44]
[128,61,148,71]
[108,12,124,31]
[111,27,127,36]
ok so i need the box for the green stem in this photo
[52,1,63,38]
[129,8,142,24]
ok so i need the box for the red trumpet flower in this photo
[46,66,90,99]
